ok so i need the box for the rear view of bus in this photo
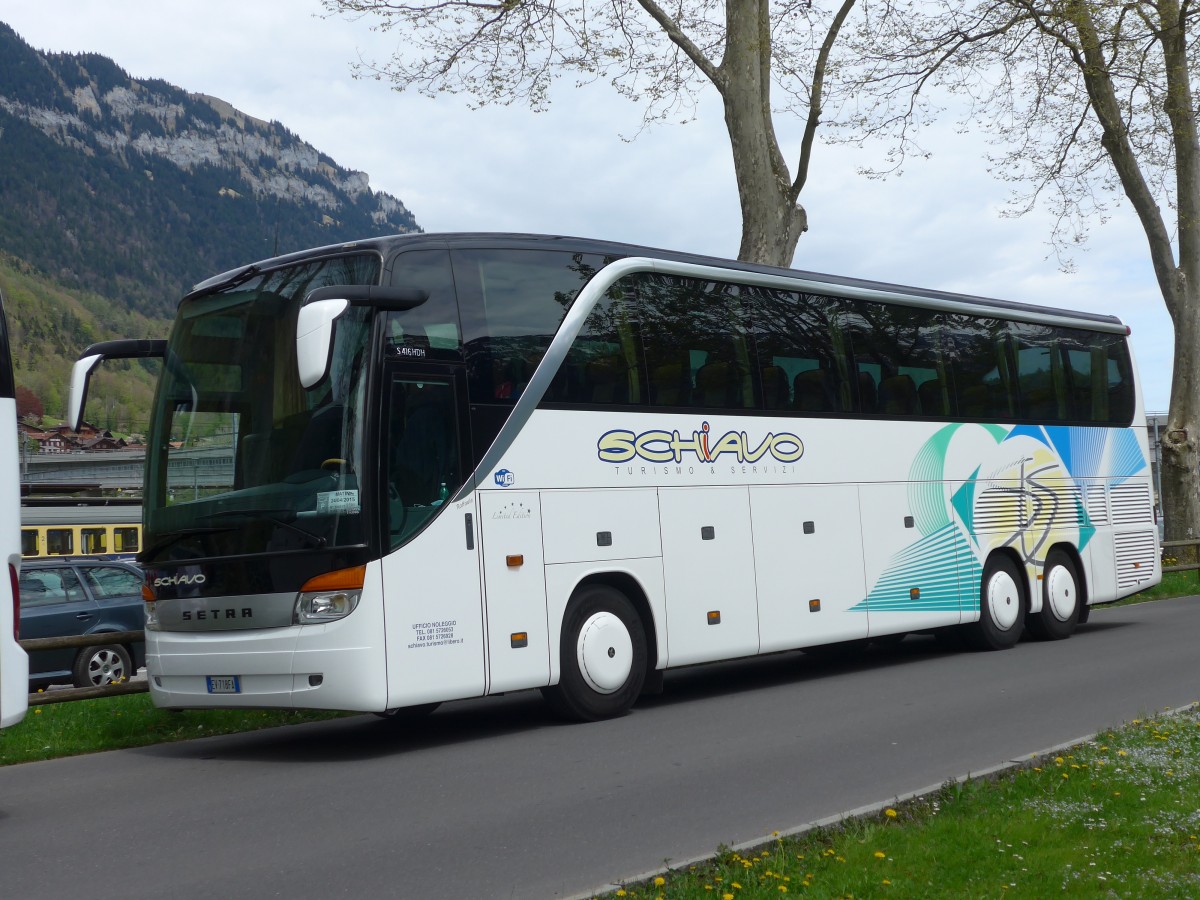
[0,290,29,728]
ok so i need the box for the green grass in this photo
[1118,569,1200,604]
[0,691,347,765]
[600,706,1200,899]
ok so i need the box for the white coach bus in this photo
[69,234,1160,720]
[0,289,28,728]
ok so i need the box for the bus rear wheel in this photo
[1026,550,1081,641]
[542,584,647,722]
[968,555,1025,650]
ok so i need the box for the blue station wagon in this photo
[19,559,147,688]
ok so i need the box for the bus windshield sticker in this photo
[316,490,361,514]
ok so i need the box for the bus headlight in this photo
[294,565,366,625]
[295,589,361,624]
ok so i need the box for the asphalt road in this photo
[2,597,1198,899]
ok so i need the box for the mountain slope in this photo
[0,21,420,319]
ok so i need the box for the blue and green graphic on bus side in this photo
[852,423,1147,614]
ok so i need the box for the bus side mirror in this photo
[296,299,349,389]
[297,286,429,388]
[68,339,166,432]
[68,354,104,434]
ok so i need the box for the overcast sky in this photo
[2,1,1175,410]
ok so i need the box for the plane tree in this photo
[843,0,1199,542]
[321,0,861,268]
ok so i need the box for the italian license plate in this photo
[206,675,241,694]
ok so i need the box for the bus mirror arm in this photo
[296,287,430,389]
[68,339,167,433]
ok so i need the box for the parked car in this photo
[19,558,147,689]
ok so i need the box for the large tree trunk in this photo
[720,0,807,267]
[1161,290,1200,544]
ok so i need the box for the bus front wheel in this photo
[1026,550,1081,641]
[969,555,1025,650]
[542,585,647,722]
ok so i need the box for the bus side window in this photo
[454,249,609,406]
[386,249,463,363]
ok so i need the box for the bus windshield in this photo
[142,254,380,563]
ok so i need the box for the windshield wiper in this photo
[143,526,239,561]
[202,508,327,548]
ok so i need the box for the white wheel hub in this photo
[986,569,1021,631]
[576,611,633,695]
[1045,564,1077,622]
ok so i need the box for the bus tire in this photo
[72,643,132,688]
[542,585,647,722]
[968,555,1025,651]
[1026,550,1081,641]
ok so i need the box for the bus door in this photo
[478,490,550,694]
[378,364,487,708]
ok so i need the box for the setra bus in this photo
[68,233,1161,720]
[0,288,27,727]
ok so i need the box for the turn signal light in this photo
[296,565,366,625]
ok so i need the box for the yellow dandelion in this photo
[885,808,898,818]
[731,883,742,890]
[34,708,42,715]
[874,851,886,859]
[778,887,788,894]
[654,877,665,887]
[1118,750,1128,757]
[1054,756,1064,765]
[615,891,626,897]
[883,879,892,886]
[723,894,735,900]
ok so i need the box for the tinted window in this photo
[636,275,753,410]
[942,315,1014,420]
[545,283,644,405]
[454,249,607,404]
[534,266,1135,426]
[386,249,462,362]
[842,302,944,416]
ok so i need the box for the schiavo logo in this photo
[597,421,804,465]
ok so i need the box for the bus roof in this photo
[188,232,1128,331]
